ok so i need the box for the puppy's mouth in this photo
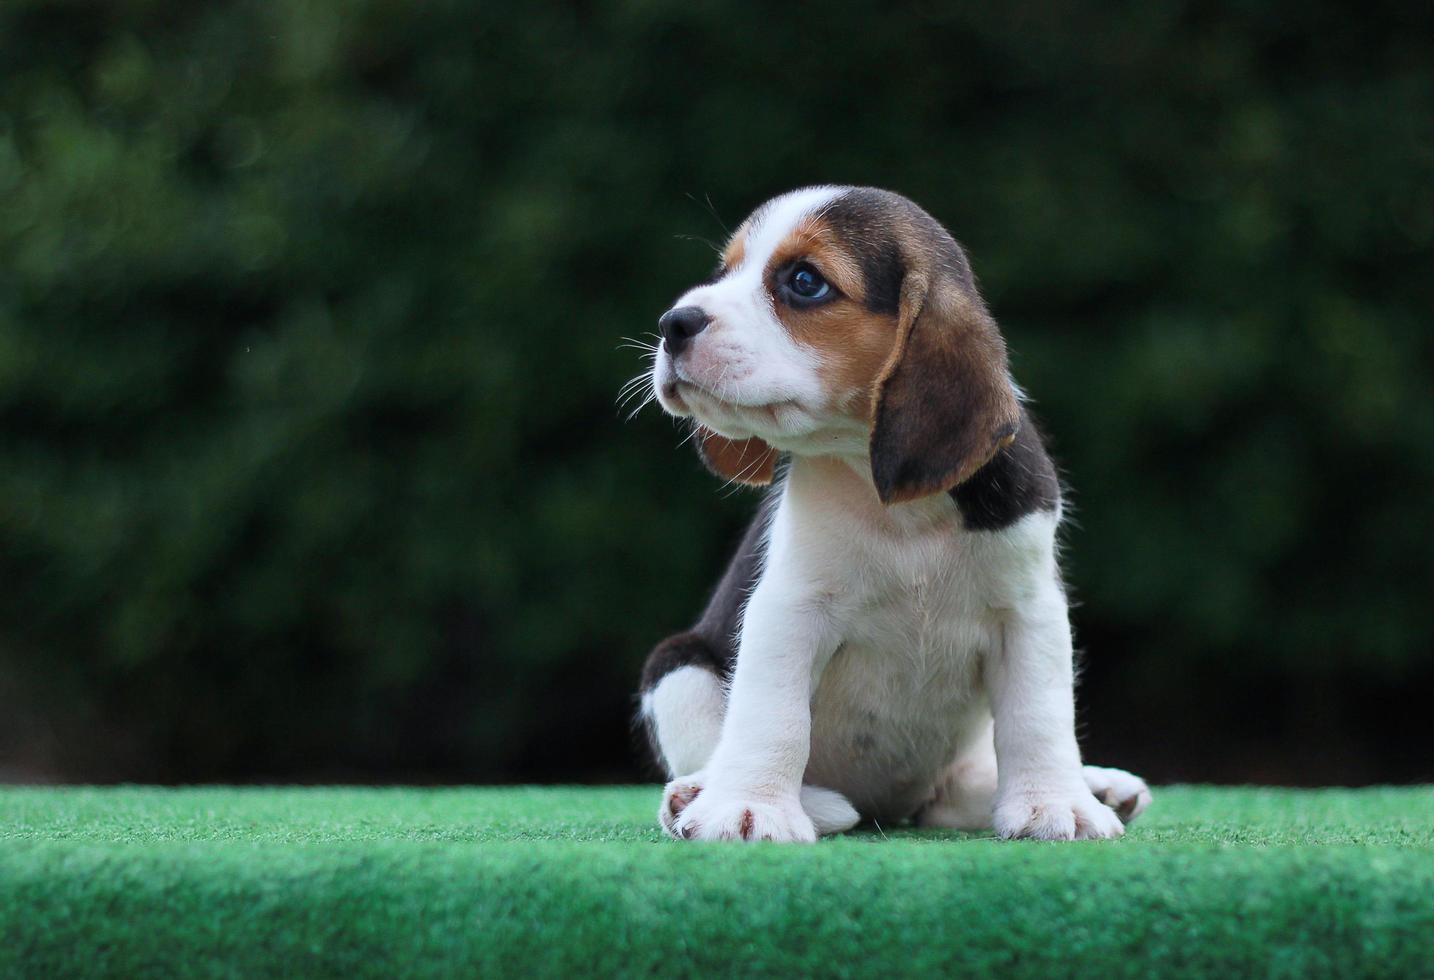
[665,377,800,427]
[659,377,691,411]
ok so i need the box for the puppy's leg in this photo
[797,785,861,836]
[662,577,842,843]
[639,632,727,778]
[987,593,1126,840]
[918,716,1152,830]
[916,717,1000,831]
[640,633,858,837]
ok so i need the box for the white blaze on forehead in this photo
[736,185,849,272]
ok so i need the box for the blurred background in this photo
[1,0,1431,787]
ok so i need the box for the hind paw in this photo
[1083,765,1152,824]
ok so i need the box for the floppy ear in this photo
[869,267,1022,505]
[696,427,778,486]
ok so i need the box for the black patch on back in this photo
[635,629,730,775]
[949,407,1061,531]
[637,489,775,692]
[636,489,775,773]
[637,631,728,691]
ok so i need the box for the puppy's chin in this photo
[652,360,693,418]
[653,380,692,418]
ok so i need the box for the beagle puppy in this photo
[637,186,1151,842]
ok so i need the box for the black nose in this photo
[658,306,710,356]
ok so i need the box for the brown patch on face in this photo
[788,302,898,420]
[721,228,746,270]
[696,428,777,485]
[766,215,868,304]
[763,214,900,419]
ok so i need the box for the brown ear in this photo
[869,268,1022,505]
[696,427,778,486]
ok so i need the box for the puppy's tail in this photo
[800,784,860,836]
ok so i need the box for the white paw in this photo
[658,774,704,837]
[799,784,860,836]
[994,783,1125,840]
[1083,765,1152,824]
[659,774,816,843]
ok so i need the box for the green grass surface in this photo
[3,786,1432,978]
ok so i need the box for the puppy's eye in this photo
[784,263,832,304]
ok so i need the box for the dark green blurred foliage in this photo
[1,1,1430,783]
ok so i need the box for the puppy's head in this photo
[652,186,1020,504]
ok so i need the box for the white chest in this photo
[760,457,1058,820]
[805,536,997,819]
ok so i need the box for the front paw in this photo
[660,775,816,842]
[994,783,1125,841]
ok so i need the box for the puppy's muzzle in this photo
[658,305,710,357]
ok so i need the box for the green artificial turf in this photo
[3,786,1432,978]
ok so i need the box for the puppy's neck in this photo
[784,453,959,536]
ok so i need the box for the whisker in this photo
[617,386,651,413]
[711,362,732,402]
[616,372,654,410]
[686,191,730,237]
[616,374,648,400]
[675,422,704,451]
[719,445,768,497]
[618,335,661,353]
[672,232,722,257]
[625,391,656,421]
